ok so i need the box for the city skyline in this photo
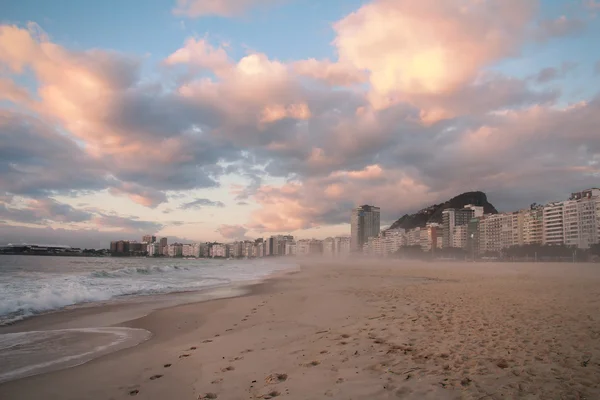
[1,1,600,247]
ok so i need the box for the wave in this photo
[90,264,190,278]
[0,258,298,326]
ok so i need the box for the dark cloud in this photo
[531,62,577,84]
[179,198,226,210]
[0,110,106,198]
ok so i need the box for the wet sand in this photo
[1,260,599,399]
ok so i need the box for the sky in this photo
[1,0,600,248]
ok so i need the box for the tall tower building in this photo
[350,205,381,252]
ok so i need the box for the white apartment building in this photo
[322,238,335,258]
[479,212,521,253]
[334,237,351,258]
[543,202,565,246]
[296,239,311,256]
[520,207,544,245]
[210,243,227,258]
[147,242,161,256]
[406,227,422,247]
[168,243,183,257]
[182,243,201,257]
[285,241,297,256]
[452,225,468,249]
[382,229,406,256]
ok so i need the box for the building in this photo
[543,202,565,246]
[147,242,161,256]
[466,218,480,258]
[322,238,335,258]
[159,237,168,255]
[478,212,521,254]
[182,243,201,258]
[520,206,544,245]
[168,243,183,257]
[142,235,156,244]
[210,243,228,258]
[451,225,468,249]
[296,239,322,256]
[110,240,129,255]
[351,205,381,252]
[285,241,297,256]
[442,205,481,248]
[563,189,600,248]
[334,237,351,258]
[382,230,405,256]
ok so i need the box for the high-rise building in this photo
[142,235,156,244]
[159,237,168,254]
[520,206,544,245]
[350,205,381,252]
[442,205,480,248]
[543,202,565,246]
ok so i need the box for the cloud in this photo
[173,0,279,18]
[0,24,241,208]
[0,198,93,225]
[92,214,163,233]
[293,59,367,86]
[216,224,249,239]
[108,182,168,208]
[531,62,577,84]
[164,37,230,73]
[331,0,536,116]
[179,198,226,210]
[595,60,600,75]
[534,16,586,42]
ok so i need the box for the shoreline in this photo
[1,261,599,399]
[0,266,299,384]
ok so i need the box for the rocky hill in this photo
[388,191,498,231]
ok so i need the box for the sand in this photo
[1,260,599,399]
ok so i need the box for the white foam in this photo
[0,258,299,325]
[0,327,151,383]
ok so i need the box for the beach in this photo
[1,260,600,399]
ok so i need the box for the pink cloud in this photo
[173,0,279,17]
[293,58,367,86]
[164,37,230,73]
[331,0,535,120]
[216,224,249,239]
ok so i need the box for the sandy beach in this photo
[1,260,599,400]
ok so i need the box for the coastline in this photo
[1,260,600,399]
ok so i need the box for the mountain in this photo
[387,191,498,231]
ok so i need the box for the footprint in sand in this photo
[202,393,218,399]
[262,390,280,399]
[179,354,191,358]
[149,374,163,380]
[190,346,197,350]
[129,389,139,396]
[164,363,172,368]
[265,373,288,384]
[221,366,235,372]
[203,340,213,343]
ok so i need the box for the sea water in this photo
[0,255,297,383]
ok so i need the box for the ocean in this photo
[0,255,297,383]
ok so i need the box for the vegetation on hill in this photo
[388,191,498,231]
